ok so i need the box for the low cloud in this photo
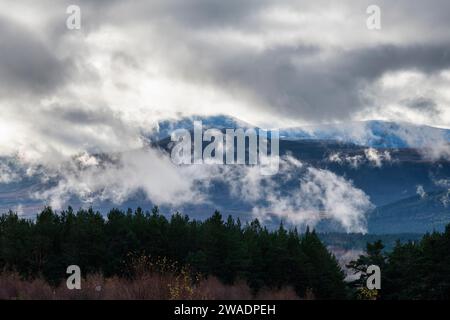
[0,162,20,184]
[225,156,373,232]
[31,148,211,210]
[5,151,373,233]
[364,148,392,167]
[431,178,450,207]
[328,148,392,168]
[416,185,426,199]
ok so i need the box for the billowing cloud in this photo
[30,148,213,209]
[0,16,70,96]
[3,151,373,232]
[224,156,372,232]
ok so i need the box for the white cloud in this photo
[13,152,373,232]
[224,156,372,233]
[328,148,392,168]
[361,70,450,130]
[0,162,19,184]
[364,148,391,167]
[441,191,450,207]
[252,166,372,233]
[31,148,211,210]
[416,185,426,199]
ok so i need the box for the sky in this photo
[1,0,450,159]
[0,1,449,230]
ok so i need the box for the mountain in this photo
[155,115,450,148]
[280,120,450,148]
[277,139,448,205]
[139,115,450,233]
[369,190,450,234]
[154,115,253,141]
[1,115,450,234]
[150,136,450,232]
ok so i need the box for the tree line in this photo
[4,206,449,299]
[0,207,347,299]
[348,224,450,299]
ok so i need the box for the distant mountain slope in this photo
[3,137,450,227]
[1,115,450,234]
[291,143,449,206]
[155,136,450,206]
[369,190,450,234]
[155,115,253,141]
[155,115,450,148]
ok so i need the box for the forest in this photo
[1,206,450,299]
[348,225,450,299]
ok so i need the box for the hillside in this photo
[369,190,450,233]
[1,116,449,234]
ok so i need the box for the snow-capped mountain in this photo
[154,115,254,141]
[279,120,450,148]
[1,115,450,233]
[154,115,450,148]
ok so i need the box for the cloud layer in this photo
[1,1,450,161]
[0,1,448,231]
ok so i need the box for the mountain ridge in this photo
[153,115,450,149]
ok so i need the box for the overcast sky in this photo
[1,0,450,229]
[0,0,450,160]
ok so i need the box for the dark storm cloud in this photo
[0,17,70,97]
[144,0,269,27]
[1,0,450,127]
[43,105,123,125]
[340,44,450,77]
[65,0,450,123]
[83,0,269,27]
[194,43,450,121]
[401,97,440,117]
[79,0,450,34]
